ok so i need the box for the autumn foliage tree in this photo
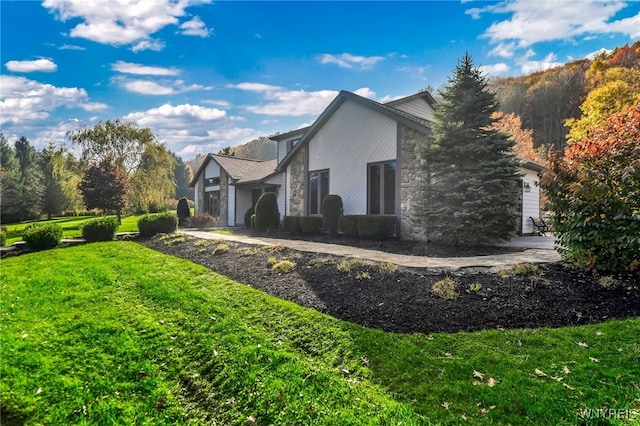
[541,102,640,272]
[79,157,129,222]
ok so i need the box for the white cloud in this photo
[115,77,212,95]
[479,63,511,77]
[471,0,638,48]
[112,60,179,76]
[42,0,211,48]
[179,16,211,37]
[5,59,57,73]
[319,53,385,70]
[517,51,563,75]
[488,42,516,58]
[353,87,376,99]
[396,65,430,81]
[58,44,86,51]
[585,47,613,60]
[125,103,226,125]
[0,75,107,125]
[202,99,231,107]
[230,82,338,117]
[131,39,165,52]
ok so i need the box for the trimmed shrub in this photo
[81,216,119,242]
[300,216,323,234]
[0,229,6,247]
[282,216,301,233]
[244,206,255,229]
[186,213,217,229]
[322,194,343,235]
[137,212,178,237]
[357,215,396,240]
[23,222,63,251]
[339,215,360,236]
[176,197,191,226]
[254,192,280,232]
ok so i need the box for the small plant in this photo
[0,228,6,247]
[164,235,186,246]
[137,212,178,237]
[267,257,277,266]
[212,243,230,255]
[337,258,368,273]
[378,261,398,273]
[81,216,120,242]
[432,276,459,300]
[469,282,482,292]
[243,248,260,256]
[272,260,296,274]
[263,244,286,253]
[194,239,211,247]
[186,213,217,229]
[23,222,63,251]
[598,276,620,289]
[176,197,191,226]
[322,194,343,235]
[513,263,541,276]
[356,271,371,281]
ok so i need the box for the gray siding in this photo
[392,97,435,121]
[521,167,541,235]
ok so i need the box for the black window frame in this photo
[307,169,329,215]
[367,160,396,215]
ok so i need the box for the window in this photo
[308,170,329,215]
[368,161,396,215]
[205,190,220,217]
[206,177,220,186]
[286,138,300,154]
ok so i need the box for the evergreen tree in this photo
[0,134,22,223]
[421,54,522,245]
[40,144,67,220]
[14,136,44,220]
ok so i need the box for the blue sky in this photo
[1,0,639,160]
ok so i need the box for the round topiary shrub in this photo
[81,216,120,242]
[254,192,280,232]
[244,206,255,229]
[137,212,178,237]
[339,215,360,237]
[176,197,191,226]
[23,222,63,251]
[322,194,343,235]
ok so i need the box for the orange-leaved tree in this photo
[541,102,640,272]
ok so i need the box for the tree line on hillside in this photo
[0,120,194,224]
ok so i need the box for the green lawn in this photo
[1,242,638,425]
[1,215,142,246]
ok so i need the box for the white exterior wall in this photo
[277,137,301,163]
[521,167,541,235]
[264,172,286,217]
[308,100,397,215]
[392,98,435,121]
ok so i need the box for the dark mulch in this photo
[140,235,640,334]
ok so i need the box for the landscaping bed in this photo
[140,234,640,334]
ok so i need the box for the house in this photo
[191,90,542,237]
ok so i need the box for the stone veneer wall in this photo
[195,172,205,215]
[219,169,229,226]
[288,147,306,215]
[399,125,429,241]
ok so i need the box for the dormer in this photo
[270,126,310,164]
[384,91,436,122]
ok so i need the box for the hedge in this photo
[357,215,396,240]
[137,212,178,237]
[338,215,360,236]
[282,216,302,233]
[81,216,120,242]
[300,216,323,234]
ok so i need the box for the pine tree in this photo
[421,54,522,245]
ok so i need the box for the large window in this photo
[308,170,329,215]
[368,161,396,215]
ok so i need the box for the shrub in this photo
[272,260,296,274]
[339,215,359,237]
[300,216,322,234]
[212,244,230,255]
[432,276,459,300]
[176,197,191,226]
[254,192,280,232]
[186,213,217,229]
[137,212,178,237]
[81,216,120,242]
[0,229,6,247]
[244,206,255,229]
[337,258,368,273]
[282,216,301,233]
[357,215,396,240]
[322,194,343,235]
[23,222,63,251]
[541,103,640,272]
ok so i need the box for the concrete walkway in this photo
[182,230,561,272]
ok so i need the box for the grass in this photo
[2,215,143,246]
[1,243,639,425]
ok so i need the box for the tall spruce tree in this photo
[421,54,522,245]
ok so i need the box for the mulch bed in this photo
[140,235,640,334]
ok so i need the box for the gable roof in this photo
[275,90,432,172]
[190,154,278,187]
[385,90,437,108]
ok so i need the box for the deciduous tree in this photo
[421,54,522,245]
[79,157,129,222]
